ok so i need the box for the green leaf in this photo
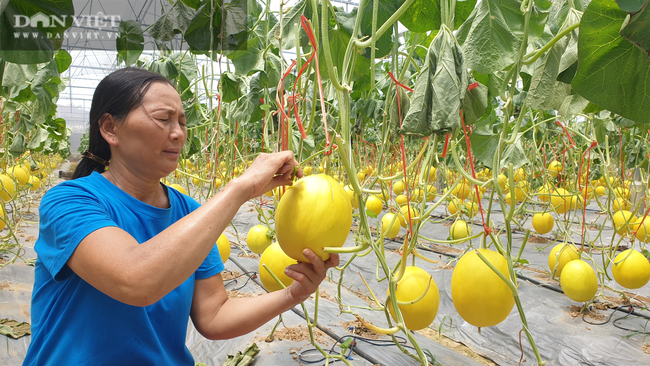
[226,35,264,76]
[619,2,650,56]
[461,82,488,125]
[642,248,650,260]
[572,0,650,123]
[318,28,370,82]
[0,0,74,64]
[500,133,530,169]
[186,135,201,156]
[549,0,590,34]
[221,72,241,103]
[184,101,203,128]
[499,0,552,41]
[399,0,440,33]
[149,0,197,42]
[455,0,521,74]
[268,0,308,50]
[389,87,410,139]
[593,112,611,144]
[169,52,198,99]
[9,133,26,156]
[184,1,223,54]
[181,0,202,9]
[222,0,249,51]
[53,49,71,73]
[399,0,478,33]
[469,128,498,168]
[31,61,60,120]
[260,53,282,89]
[527,10,580,111]
[26,127,48,150]
[583,102,604,114]
[116,20,144,67]
[149,57,179,80]
[616,0,648,12]
[401,25,468,137]
[360,0,402,58]
[471,129,528,169]
[558,94,590,117]
[454,0,480,29]
[231,92,263,124]
[366,209,378,219]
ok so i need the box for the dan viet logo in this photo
[13,12,122,41]
[14,12,121,29]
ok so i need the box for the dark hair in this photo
[72,68,173,179]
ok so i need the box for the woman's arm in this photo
[190,250,340,340]
[67,152,298,307]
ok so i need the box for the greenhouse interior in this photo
[2,0,650,365]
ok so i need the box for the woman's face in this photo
[111,82,187,178]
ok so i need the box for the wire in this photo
[582,300,650,335]
[297,327,416,365]
[223,270,258,291]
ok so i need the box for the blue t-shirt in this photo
[23,171,224,365]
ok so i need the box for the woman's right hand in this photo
[231,151,301,201]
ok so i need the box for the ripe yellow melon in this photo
[0,174,15,202]
[275,175,352,263]
[259,242,297,292]
[388,266,440,330]
[612,249,650,289]
[216,234,231,264]
[246,225,272,255]
[548,243,579,276]
[451,249,515,327]
[560,259,598,302]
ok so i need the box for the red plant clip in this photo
[467,82,479,91]
[300,15,330,146]
[555,120,576,148]
[442,133,451,158]
[387,71,414,93]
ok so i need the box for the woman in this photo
[23,68,339,365]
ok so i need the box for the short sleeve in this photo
[177,194,225,280]
[36,183,118,281]
[195,244,225,280]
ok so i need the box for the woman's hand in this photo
[233,151,302,201]
[284,249,340,304]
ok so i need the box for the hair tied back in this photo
[81,150,110,167]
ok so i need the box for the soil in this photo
[222,270,241,281]
[254,324,329,344]
[226,290,256,298]
[319,289,334,302]
[568,305,607,321]
[419,328,497,366]
[237,251,259,259]
[346,288,375,306]
[527,235,552,244]
[434,262,455,270]
[603,295,647,308]
[341,319,380,339]
[532,272,552,281]
[425,243,464,255]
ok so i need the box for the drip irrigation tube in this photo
[227,256,387,366]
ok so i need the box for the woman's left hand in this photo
[284,249,340,303]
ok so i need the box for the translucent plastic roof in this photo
[56,0,359,151]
